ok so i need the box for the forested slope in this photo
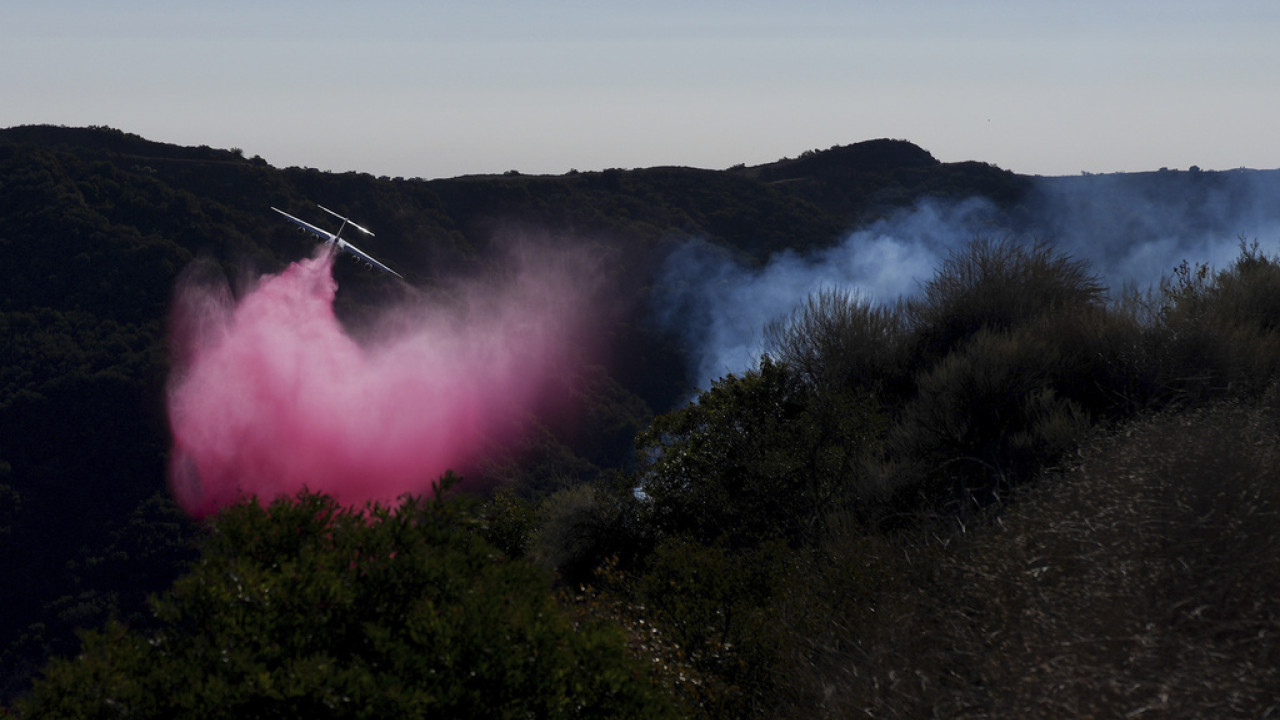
[5,125,1279,717]
[0,125,1025,701]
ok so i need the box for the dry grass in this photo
[629,241,1280,719]
[779,401,1280,719]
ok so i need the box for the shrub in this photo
[636,536,785,719]
[1155,242,1280,398]
[479,484,536,559]
[907,238,1104,365]
[763,287,909,397]
[876,240,1169,511]
[532,480,651,585]
[937,401,1280,717]
[770,515,965,719]
[1018,301,1159,418]
[637,359,884,547]
[1160,242,1280,332]
[776,401,1280,718]
[888,327,1091,509]
[19,489,676,720]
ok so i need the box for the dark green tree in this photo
[763,287,910,399]
[636,359,883,547]
[18,486,676,719]
[906,237,1105,366]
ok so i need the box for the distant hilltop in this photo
[0,124,1033,263]
[742,137,940,180]
[0,124,259,165]
[1,124,941,180]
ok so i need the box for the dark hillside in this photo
[0,125,246,164]
[751,137,940,179]
[1025,167,1280,244]
[0,124,1181,707]
[732,139,1029,224]
[430,166,842,260]
[1,125,1032,701]
[6,126,1280,717]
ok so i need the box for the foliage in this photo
[621,238,1280,718]
[636,358,883,547]
[635,537,786,719]
[763,287,909,397]
[478,485,536,559]
[775,402,1280,718]
[10,126,1280,719]
[906,237,1105,365]
[531,479,653,585]
[1155,240,1280,397]
[18,487,675,719]
[888,327,1093,508]
[872,239,1165,510]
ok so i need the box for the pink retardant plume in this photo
[167,244,601,518]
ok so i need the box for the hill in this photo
[0,125,1033,700]
[3,125,1280,713]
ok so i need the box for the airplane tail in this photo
[318,205,374,239]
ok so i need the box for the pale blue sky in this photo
[4,1,1278,179]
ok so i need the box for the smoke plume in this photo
[167,243,600,518]
[657,170,1280,392]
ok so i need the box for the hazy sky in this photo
[5,1,1278,179]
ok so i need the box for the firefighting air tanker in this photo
[272,204,403,279]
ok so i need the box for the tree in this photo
[906,237,1104,365]
[763,287,908,397]
[636,359,882,547]
[19,486,675,719]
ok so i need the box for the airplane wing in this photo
[334,238,404,279]
[271,207,337,243]
[271,206,403,279]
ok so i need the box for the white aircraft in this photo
[271,204,403,279]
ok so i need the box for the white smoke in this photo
[656,169,1280,393]
[1023,170,1280,289]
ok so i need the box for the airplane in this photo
[271,204,404,279]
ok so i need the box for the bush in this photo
[19,489,676,720]
[1021,301,1158,417]
[871,239,1184,512]
[937,402,1280,717]
[1160,241,1280,332]
[532,480,651,585]
[637,359,884,547]
[887,327,1091,509]
[479,485,536,559]
[775,401,1280,718]
[907,238,1104,365]
[1155,242,1280,398]
[770,515,965,719]
[763,287,909,397]
[636,536,785,719]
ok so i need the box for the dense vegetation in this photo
[506,240,1280,718]
[4,125,1279,717]
[0,126,1025,702]
[18,481,675,719]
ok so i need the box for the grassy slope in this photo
[781,400,1280,718]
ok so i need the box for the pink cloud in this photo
[167,243,601,517]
